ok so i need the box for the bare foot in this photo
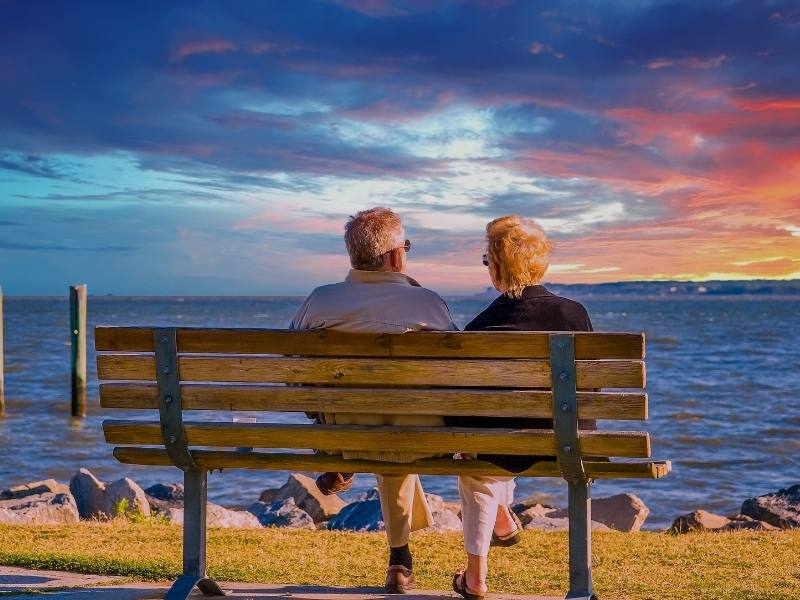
[493,504,518,538]
[463,569,488,596]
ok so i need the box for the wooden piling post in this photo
[70,284,87,417]
[0,285,4,416]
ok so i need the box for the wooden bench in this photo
[96,327,670,600]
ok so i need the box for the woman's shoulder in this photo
[545,292,589,314]
[464,294,513,331]
[533,290,592,331]
[467,286,592,332]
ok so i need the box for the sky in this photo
[1,0,799,295]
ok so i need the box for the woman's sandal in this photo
[490,506,524,547]
[452,571,485,600]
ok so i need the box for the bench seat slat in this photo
[111,447,670,479]
[102,421,651,458]
[96,355,645,389]
[99,383,648,420]
[95,327,645,359]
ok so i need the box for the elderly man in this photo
[290,207,456,593]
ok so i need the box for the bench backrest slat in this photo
[96,327,644,359]
[97,355,645,388]
[99,383,648,420]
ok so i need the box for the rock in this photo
[328,488,384,532]
[424,493,448,512]
[207,504,261,528]
[524,515,610,532]
[271,474,346,523]
[1,479,70,500]
[0,492,79,524]
[669,510,730,533]
[592,493,649,532]
[162,507,183,524]
[104,478,151,518]
[741,485,800,529]
[517,503,557,525]
[69,469,106,519]
[550,493,649,532]
[144,483,183,501]
[0,507,26,524]
[248,498,315,529]
[425,494,461,532]
[512,494,556,515]
[69,469,150,519]
[144,483,184,512]
[720,514,779,532]
[146,495,178,513]
[165,503,262,529]
[258,488,280,504]
[430,508,462,531]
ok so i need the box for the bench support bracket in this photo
[550,333,585,483]
[154,328,197,471]
[550,334,597,600]
[164,469,225,600]
[155,330,224,599]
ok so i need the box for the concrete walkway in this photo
[0,566,565,600]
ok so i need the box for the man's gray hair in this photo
[344,207,404,270]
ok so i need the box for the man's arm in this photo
[440,298,460,331]
[289,294,314,330]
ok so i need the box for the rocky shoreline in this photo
[1,469,797,534]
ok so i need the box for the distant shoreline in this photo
[4,278,800,301]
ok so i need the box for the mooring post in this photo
[69,284,87,417]
[0,285,4,416]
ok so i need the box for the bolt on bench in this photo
[96,327,670,600]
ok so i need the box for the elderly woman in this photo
[448,215,593,600]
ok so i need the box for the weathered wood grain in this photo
[95,327,645,359]
[102,421,651,457]
[112,447,670,479]
[96,355,645,389]
[99,382,648,420]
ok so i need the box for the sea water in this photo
[1,292,797,529]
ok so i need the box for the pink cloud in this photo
[171,39,236,63]
[733,97,800,111]
[233,211,345,235]
[647,55,729,70]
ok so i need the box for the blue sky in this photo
[1,0,799,294]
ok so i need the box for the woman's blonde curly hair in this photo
[486,215,552,298]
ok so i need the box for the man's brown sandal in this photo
[490,506,523,547]
[452,571,485,600]
[385,565,416,594]
[315,472,354,496]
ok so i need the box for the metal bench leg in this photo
[566,479,598,600]
[165,469,225,600]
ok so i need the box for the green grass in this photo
[1,524,799,599]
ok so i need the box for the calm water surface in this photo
[1,295,798,529]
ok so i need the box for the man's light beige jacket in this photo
[290,269,458,462]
